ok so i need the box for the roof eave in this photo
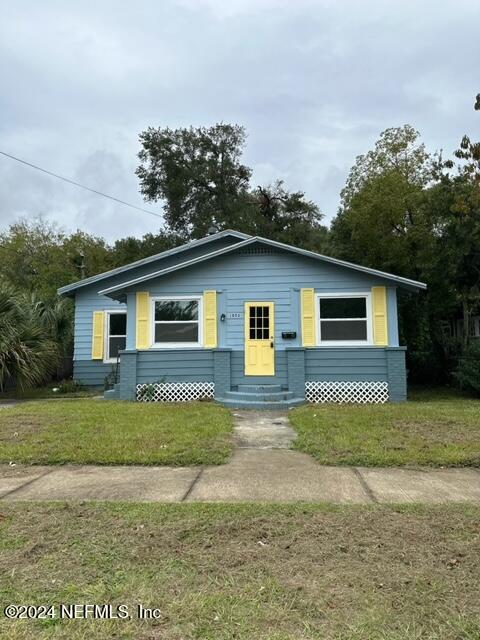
[252,236,427,290]
[99,235,427,296]
[99,238,255,296]
[57,229,251,296]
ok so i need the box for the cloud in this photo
[0,0,479,241]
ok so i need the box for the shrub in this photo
[0,282,60,390]
[454,343,480,396]
[55,379,86,394]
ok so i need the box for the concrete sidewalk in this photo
[1,454,479,503]
[1,409,479,504]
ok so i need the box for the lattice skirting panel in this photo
[136,382,215,402]
[305,381,389,404]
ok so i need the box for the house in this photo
[58,230,426,408]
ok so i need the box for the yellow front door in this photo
[245,302,275,375]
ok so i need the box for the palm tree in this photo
[0,284,61,390]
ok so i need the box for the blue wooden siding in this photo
[73,290,125,362]
[73,235,239,362]
[127,248,398,351]
[305,347,388,381]
[73,360,116,388]
[73,246,402,388]
[136,350,214,383]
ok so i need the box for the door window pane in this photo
[249,305,270,340]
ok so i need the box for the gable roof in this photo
[98,235,427,297]
[57,229,250,296]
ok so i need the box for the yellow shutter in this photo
[203,290,217,348]
[136,292,151,349]
[92,311,104,360]
[301,288,316,347]
[372,286,389,346]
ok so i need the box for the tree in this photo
[0,219,113,301]
[331,125,435,276]
[237,181,329,252]
[329,126,449,382]
[112,230,184,266]
[136,123,251,237]
[439,95,480,348]
[0,283,61,390]
[329,114,480,383]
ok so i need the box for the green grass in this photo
[0,384,96,400]
[290,388,480,467]
[0,400,233,465]
[0,502,479,639]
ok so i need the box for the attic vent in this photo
[236,247,279,256]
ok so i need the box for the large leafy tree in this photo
[136,123,251,237]
[329,114,480,383]
[438,94,480,347]
[329,126,448,381]
[331,125,435,276]
[112,230,184,266]
[237,181,329,252]
[0,220,113,301]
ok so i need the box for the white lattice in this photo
[136,382,215,402]
[305,381,389,404]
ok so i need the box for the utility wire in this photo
[0,149,164,220]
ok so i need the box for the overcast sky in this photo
[0,0,479,242]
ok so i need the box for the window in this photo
[153,297,202,346]
[249,305,271,340]
[105,311,126,361]
[317,293,371,345]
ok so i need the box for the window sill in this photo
[315,342,375,347]
[150,344,204,349]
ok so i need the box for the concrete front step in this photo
[224,390,295,402]
[236,384,283,393]
[217,397,305,410]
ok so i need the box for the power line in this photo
[0,149,164,220]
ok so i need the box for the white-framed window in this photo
[151,296,203,348]
[104,310,127,362]
[316,292,372,346]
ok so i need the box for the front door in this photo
[245,302,275,375]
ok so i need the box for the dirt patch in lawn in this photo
[393,418,478,445]
[0,416,49,443]
[0,503,479,639]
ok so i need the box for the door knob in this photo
[270,339,274,348]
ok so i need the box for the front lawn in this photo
[0,384,96,401]
[0,502,479,639]
[0,400,233,465]
[290,389,480,467]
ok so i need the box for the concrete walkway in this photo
[0,410,479,503]
[1,459,480,503]
[232,410,297,449]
